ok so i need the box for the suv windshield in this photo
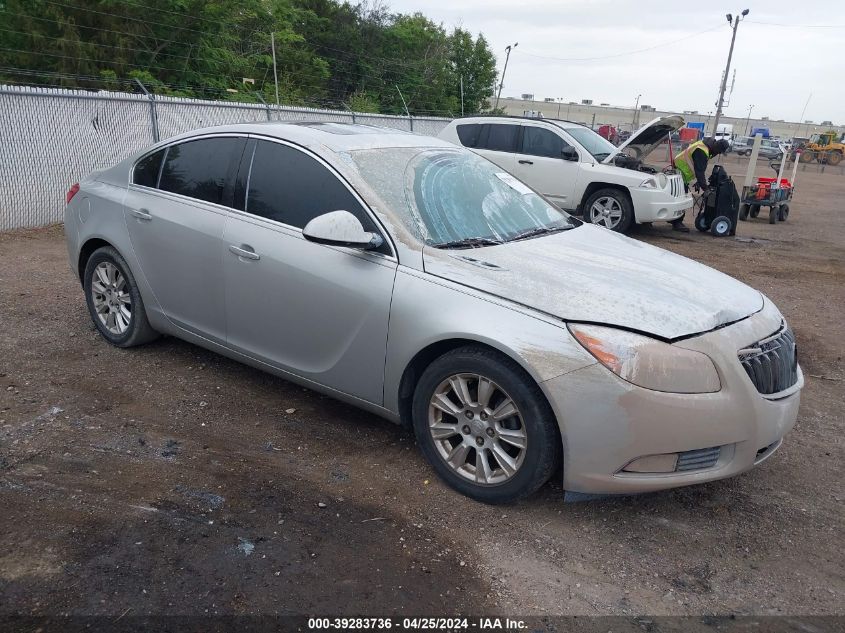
[557,125,617,160]
[348,147,576,247]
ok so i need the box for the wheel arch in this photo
[396,337,559,436]
[578,181,632,213]
[77,237,114,286]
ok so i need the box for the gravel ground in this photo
[0,157,843,621]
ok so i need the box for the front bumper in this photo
[630,188,692,223]
[543,298,802,495]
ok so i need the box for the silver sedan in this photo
[64,122,802,503]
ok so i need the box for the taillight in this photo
[66,183,80,205]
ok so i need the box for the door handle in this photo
[518,159,534,165]
[130,208,152,221]
[228,244,260,261]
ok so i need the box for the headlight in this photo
[568,324,721,393]
[640,174,668,189]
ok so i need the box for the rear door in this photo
[221,138,397,404]
[124,135,245,343]
[513,123,580,209]
[457,122,519,173]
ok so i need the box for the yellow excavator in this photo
[798,131,844,166]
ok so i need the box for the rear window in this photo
[455,124,481,148]
[133,149,165,188]
[159,137,241,206]
[481,124,519,153]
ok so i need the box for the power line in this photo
[746,19,845,28]
[514,23,725,62]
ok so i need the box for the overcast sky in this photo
[386,0,844,124]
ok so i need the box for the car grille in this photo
[676,446,721,472]
[738,324,798,395]
[668,174,684,198]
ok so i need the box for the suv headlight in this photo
[568,324,721,393]
[639,173,668,189]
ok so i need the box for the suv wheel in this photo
[412,346,560,504]
[583,188,633,233]
[84,246,159,347]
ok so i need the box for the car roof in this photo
[451,115,586,130]
[161,121,455,152]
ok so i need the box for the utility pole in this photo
[632,93,641,130]
[460,75,464,116]
[494,42,518,111]
[271,32,280,109]
[744,104,754,135]
[712,9,748,136]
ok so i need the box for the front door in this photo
[222,139,396,404]
[513,123,580,209]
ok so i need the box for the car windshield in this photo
[558,125,617,160]
[347,147,576,247]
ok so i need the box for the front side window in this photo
[521,126,568,158]
[349,147,576,247]
[560,125,616,161]
[133,149,165,188]
[244,140,386,250]
[159,137,241,206]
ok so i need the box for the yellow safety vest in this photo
[674,140,710,185]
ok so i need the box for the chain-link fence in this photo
[0,85,450,231]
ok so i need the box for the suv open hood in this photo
[422,224,763,340]
[602,115,685,164]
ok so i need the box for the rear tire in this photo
[583,188,633,234]
[778,203,790,222]
[83,246,159,347]
[412,346,560,504]
[738,204,749,221]
[768,206,778,224]
[827,151,842,166]
[750,204,761,218]
[694,213,710,232]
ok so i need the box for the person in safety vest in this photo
[671,138,730,232]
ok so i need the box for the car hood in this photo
[602,115,685,164]
[422,225,763,340]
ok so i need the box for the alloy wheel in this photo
[90,262,132,335]
[427,373,527,485]
[588,196,623,229]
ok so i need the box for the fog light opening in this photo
[622,453,679,473]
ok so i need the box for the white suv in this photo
[438,116,692,233]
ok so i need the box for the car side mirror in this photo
[561,146,579,161]
[303,210,384,250]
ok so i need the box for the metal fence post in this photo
[134,79,159,142]
[409,116,414,132]
[255,93,272,121]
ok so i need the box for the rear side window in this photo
[521,126,568,158]
[479,124,519,153]
[245,140,386,251]
[159,137,241,206]
[456,124,481,148]
[133,149,165,188]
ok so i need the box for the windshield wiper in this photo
[506,225,573,242]
[434,237,503,249]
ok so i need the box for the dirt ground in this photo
[1,157,843,622]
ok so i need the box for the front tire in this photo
[583,188,633,233]
[84,246,159,347]
[412,347,560,504]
